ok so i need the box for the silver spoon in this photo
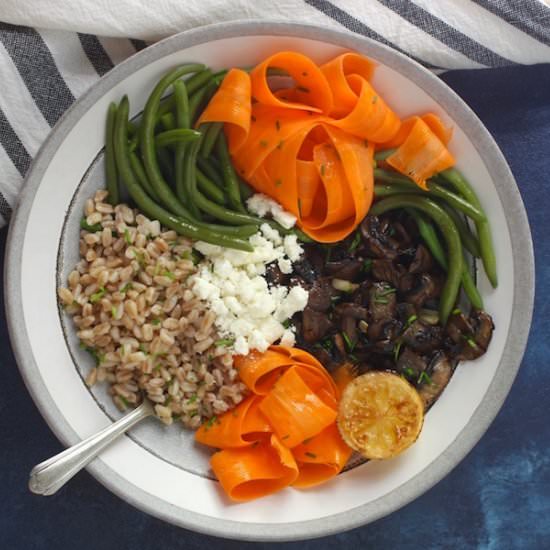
[29,399,155,495]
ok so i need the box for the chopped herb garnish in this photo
[120,282,133,293]
[259,139,268,148]
[123,229,132,245]
[342,331,356,352]
[252,441,260,448]
[165,396,172,406]
[215,338,235,347]
[207,354,214,362]
[138,343,147,354]
[320,164,326,176]
[418,371,432,385]
[372,95,378,104]
[282,319,292,329]
[275,120,281,131]
[119,395,129,408]
[276,140,284,150]
[406,314,418,328]
[205,416,218,429]
[305,452,317,459]
[189,411,199,418]
[153,364,162,372]
[363,259,373,272]
[187,394,198,404]
[378,287,396,297]
[81,345,104,365]
[151,318,161,326]
[297,85,310,93]
[402,366,414,378]
[282,434,290,440]
[90,287,106,304]
[162,270,175,280]
[275,178,282,187]
[302,71,308,76]
[394,340,403,362]
[466,337,477,349]
[348,232,361,253]
[374,296,389,304]
[135,251,146,267]
[111,306,117,318]
[302,437,313,445]
[80,218,102,233]
[321,337,333,351]
[452,308,462,315]
[251,115,257,122]
[349,353,359,363]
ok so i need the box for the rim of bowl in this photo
[4,20,535,541]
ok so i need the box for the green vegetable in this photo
[438,201,481,258]
[342,331,356,352]
[200,122,223,158]
[373,168,486,223]
[80,218,102,233]
[371,195,463,325]
[154,128,202,148]
[418,371,432,385]
[196,168,226,205]
[214,338,235,347]
[215,132,246,213]
[440,167,497,288]
[90,287,106,303]
[105,102,120,205]
[374,148,396,161]
[114,95,252,251]
[128,150,160,201]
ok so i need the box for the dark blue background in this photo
[1,64,549,550]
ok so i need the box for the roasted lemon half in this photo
[337,371,424,459]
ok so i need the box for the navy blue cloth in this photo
[1,63,549,549]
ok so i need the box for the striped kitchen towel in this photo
[1,0,549,226]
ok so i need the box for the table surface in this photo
[1,63,549,550]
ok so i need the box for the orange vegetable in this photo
[197,346,351,502]
[197,68,251,154]
[259,366,337,448]
[195,395,271,449]
[210,434,299,502]
[421,113,453,145]
[387,118,455,189]
[291,424,353,488]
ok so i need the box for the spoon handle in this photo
[29,401,154,495]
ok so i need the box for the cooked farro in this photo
[59,190,247,428]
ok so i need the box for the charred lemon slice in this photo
[337,371,424,459]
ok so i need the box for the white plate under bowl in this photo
[5,22,534,541]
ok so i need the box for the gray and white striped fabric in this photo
[1,0,549,226]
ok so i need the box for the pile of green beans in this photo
[372,149,498,321]
[103,64,308,251]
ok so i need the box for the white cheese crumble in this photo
[189,224,307,356]
[247,193,297,229]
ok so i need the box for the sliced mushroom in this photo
[397,348,427,380]
[302,306,333,343]
[307,277,334,312]
[371,259,404,288]
[401,319,443,353]
[418,352,454,410]
[368,282,397,323]
[406,273,439,308]
[409,244,433,274]
[360,216,399,260]
[455,309,495,361]
[292,257,318,284]
[446,310,474,344]
[325,259,363,280]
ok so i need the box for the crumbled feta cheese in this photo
[189,225,307,355]
[247,193,297,229]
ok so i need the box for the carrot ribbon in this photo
[195,346,352,502]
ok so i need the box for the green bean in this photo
[114,95,252,251]
[127,120,138,136]
[154,129,202,148]
[216,131,246,213]
[238,175,254,201]
[373,168,486,223]
[200,122,223,158]
[185,69,213,95]
[129,150,160,202]
[159,112,176,131]
[197,169,226,205]
[194,189,263,226]
[371,195,463,324]
[189,81,218,124]
[406,208,483,309]
[438,201,481,258]
[197,157,224,188]
[105,102,120,205]
[182,139,202,219]
[140,64,204,218]
[374,183,417,198]
[156,147,175,186]
[440,167,497,288]
[173,79,190,209]
[374,148,396,162]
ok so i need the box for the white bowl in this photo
[5,21,534,541]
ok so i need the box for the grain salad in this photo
[58,190,247,428]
